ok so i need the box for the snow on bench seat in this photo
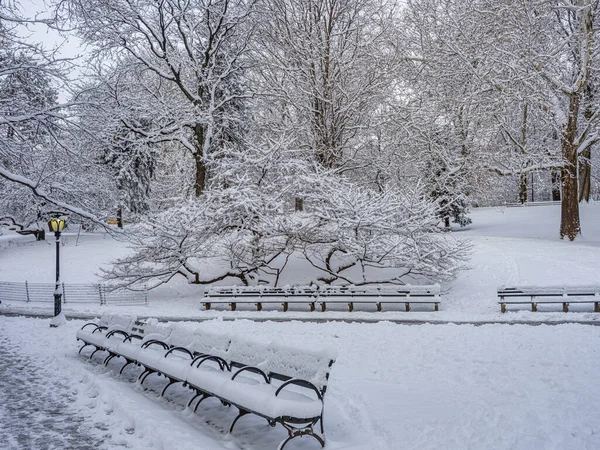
[76,314,138,357]
[202,284,441,312]
[77,318,337,449]
[498,285,600,312]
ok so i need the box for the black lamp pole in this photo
[48,218,65,323]
[53,228,62,317]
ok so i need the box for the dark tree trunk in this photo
[551,171,561,201]
[560,94,581,240]
[295,197,304,211]
[518,104,528,204]
[117,206,123,229]
[194,124,207,196]
[579,82,594,203]
[519,174,528,204]
[579,146,591,202]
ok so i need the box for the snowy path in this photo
[0,333,105,450]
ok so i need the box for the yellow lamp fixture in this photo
[48,218,66,233]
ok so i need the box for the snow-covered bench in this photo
[77,318,337,449]
[76,314,139,360]
[498,286,600,313]
[202,284,441,312]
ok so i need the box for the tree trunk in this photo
[551,171,561,201]
[519,174,528,204]
[579,82,594,202]
[194,124,206,196]
[560,94,582,240]
[295,197,304,211]
[117,206,123,229]
[579,146,591,202]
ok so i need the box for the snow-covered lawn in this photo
[1,203,600,321]
[2,204,600,449]
[1,316,600,449]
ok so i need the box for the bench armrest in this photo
[124,334,143,343]
[141,339,169,350]
[91,326,108,334]
[106,329,129,340]
[192,355,229,371]
[80,322,101,332]
[165,347,194,359]
[231,365,269,384]
[275,378,323,401]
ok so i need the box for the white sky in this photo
[18,0,85,101]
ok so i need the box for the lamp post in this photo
[48,218,65,326]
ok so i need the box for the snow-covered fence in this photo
[505,201,561,208]
[0,281,148,306]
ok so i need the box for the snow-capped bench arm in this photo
[275,378,323,401]
[231,365,270,383]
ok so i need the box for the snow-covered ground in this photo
[1,316,600,449]
[2,204,600,449]
[1,203,599,321]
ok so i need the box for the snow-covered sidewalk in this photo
[2,315,600,449]
[0,337,104,449]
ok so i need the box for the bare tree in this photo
[64,0,258,196]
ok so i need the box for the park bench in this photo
[498,285,600,313]
[202,284,441,312]
[77,317,337,450]
[76,314,139,359]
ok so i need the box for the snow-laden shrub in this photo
[102,152,470,289]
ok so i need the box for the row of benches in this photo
[202,284,442,312]
[76,315,337,450]
[200,284,600,313]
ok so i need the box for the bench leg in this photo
[282,302,288,312]
[348,302,353,312]
[278,419,324,450]
[161,378,178,397]
[434,303,439,312]
[230,408,250,433]
[138,369,154,387]
[563,302,569,313]
[501,303,506,313]
[256,302,262,311]
[89,348,104,360]
[405,302,410,312]
[119,360,134,375]
[596,302,600,313]
[230,302,237,311]
[531,303,537,312]
[78,343,93,354]
[204,302,211,310]
[376,302,382,312]
[193,394,210,413]
[103,353,117,366]
[321,302,327,312]
[187,392,203,408]
[309,302,315,312]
